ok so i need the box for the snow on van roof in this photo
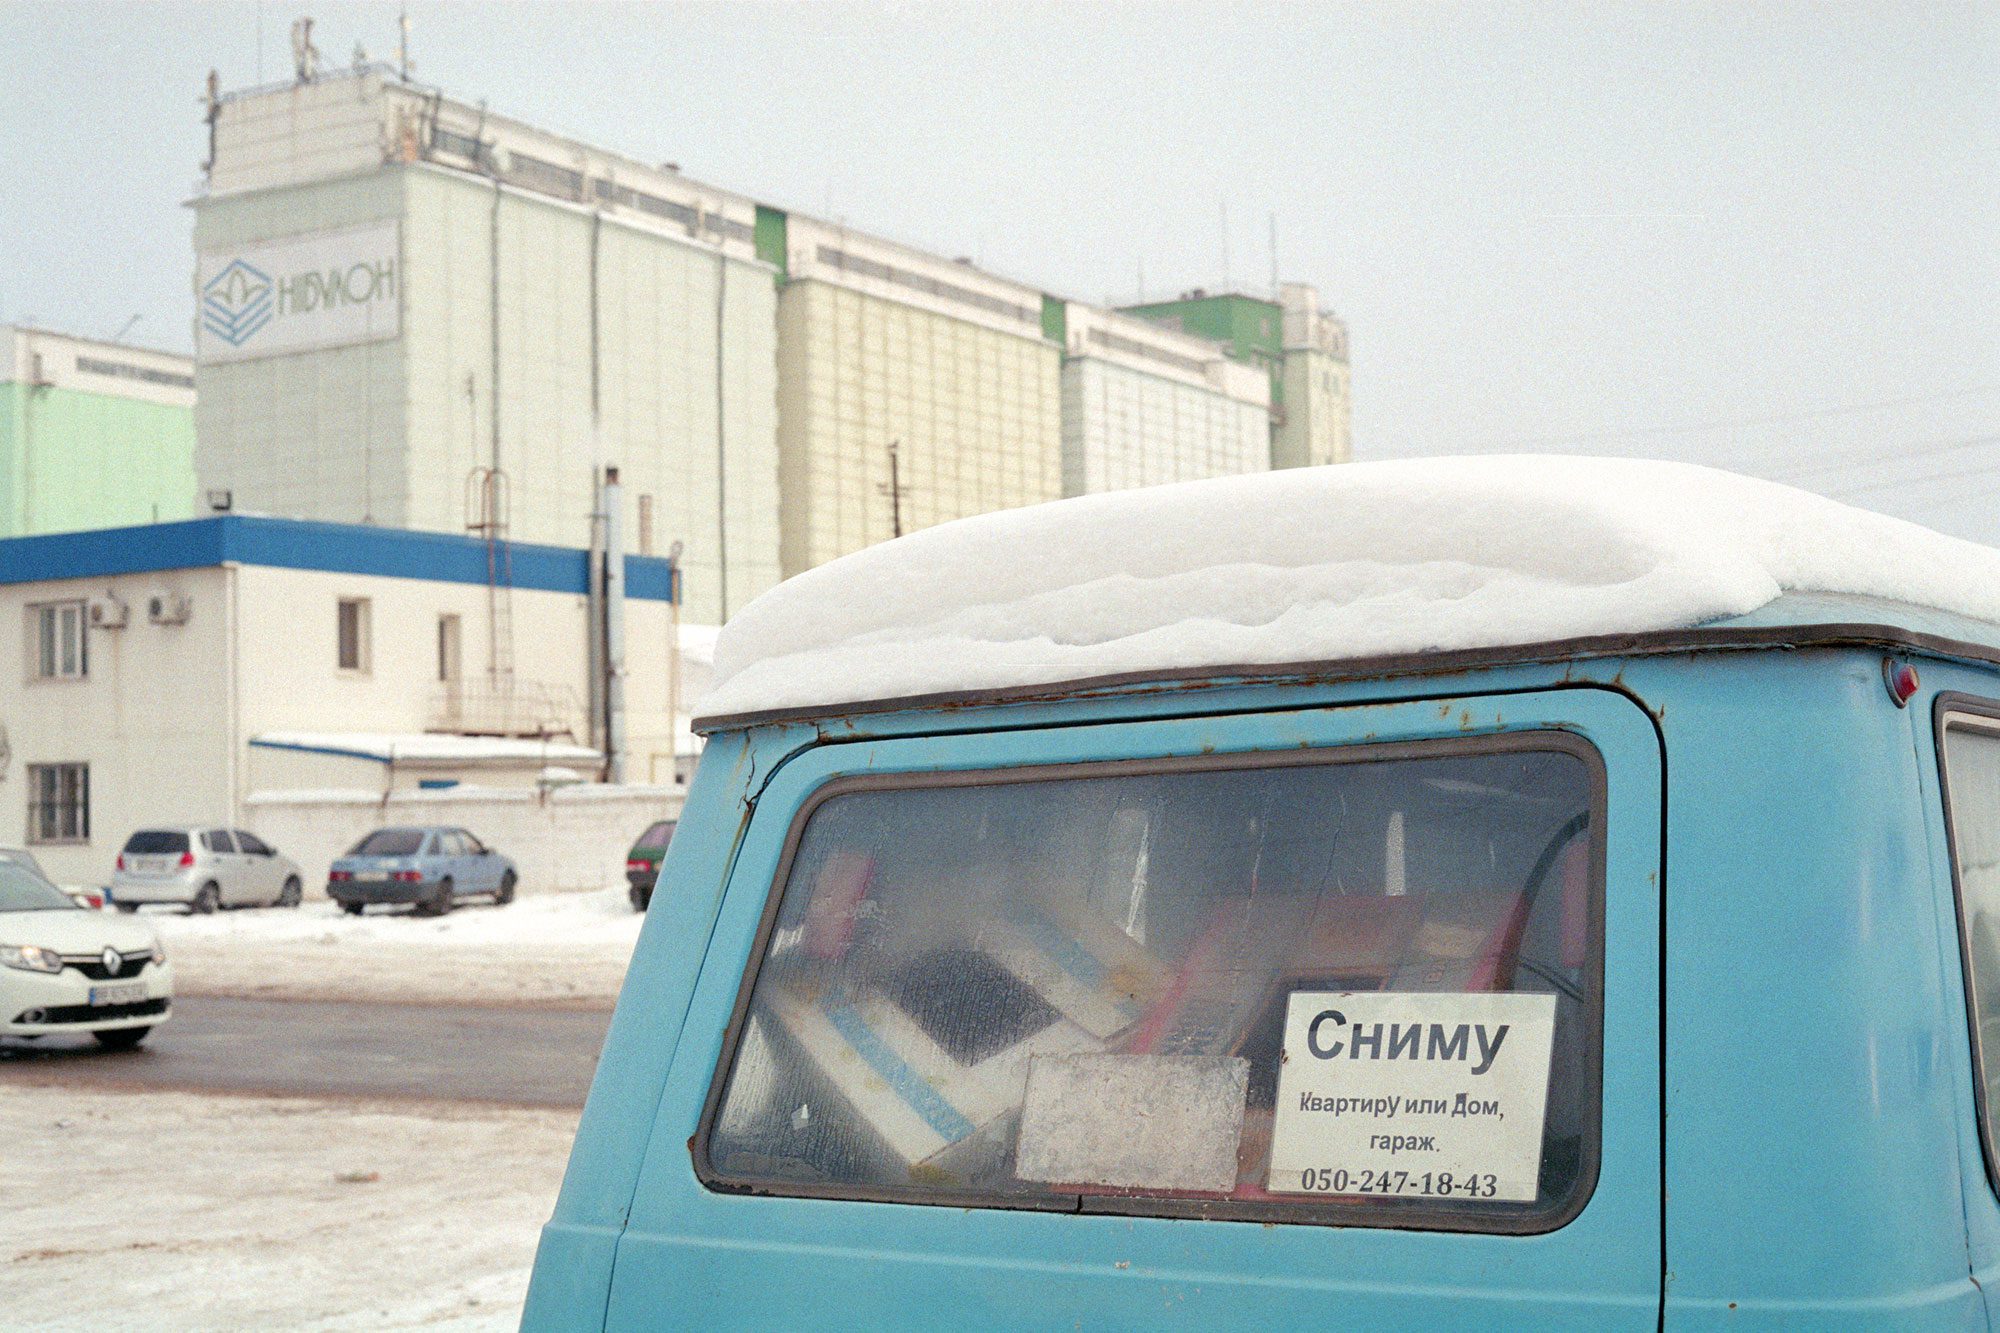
[698,456,2000,722]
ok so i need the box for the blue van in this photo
[524,460,2000,1327]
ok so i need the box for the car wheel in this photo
[495,871,516,906]
[115,902,139,915]
[277,876,302,908]
[630,882,651,913]
[191,883,220,915]
[417,879,453,917]
[93,1026,150,1050]
[341,901,365,916]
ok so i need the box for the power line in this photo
[1470,383,2000,453]
[1763,429,2000,485]
[1823,440,2000,500]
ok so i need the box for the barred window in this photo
[27,763,89,845]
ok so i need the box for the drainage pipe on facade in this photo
[602,467,627,785]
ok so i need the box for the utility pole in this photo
[878,439,911,539]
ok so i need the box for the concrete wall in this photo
[0,566,235,886]
[775,268,1062,575]
[242,783,683,898]
[1275,284,1351,470]
[191,170,408,527]
[230,563,687,792]
[1060,358,1270,496]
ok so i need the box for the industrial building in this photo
[193,70,779,623]
[1121,285,1351,469]
[1057,302,1271,496]
[1,326,196,538]
[0,514,684,886]
[190,63,1350,611]
[772,216,1065,574]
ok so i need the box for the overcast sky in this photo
[4,2,1996,536]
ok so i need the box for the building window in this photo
[638,494,655,556]
[74,355,195,390]
[26,763,89,844]
[337,599,371,673]
[437,614,462,684]
[31,602,87,680]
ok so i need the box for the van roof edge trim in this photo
[692,619,1985,733]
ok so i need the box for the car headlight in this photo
[0,943,65,974]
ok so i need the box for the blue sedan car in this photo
[326,826,517,917]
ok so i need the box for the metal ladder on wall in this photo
[466,467,515,693]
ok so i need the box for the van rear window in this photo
[699,738,1603,1231]
[123,830,189,854]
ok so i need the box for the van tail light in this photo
[177,851,195,869]
[393,870,423,883]
[116,854,126,871]
[1883,657,1920,707]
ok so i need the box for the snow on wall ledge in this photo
[698,456,2000,721]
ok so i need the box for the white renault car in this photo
[110,826,305,913]
[1,857,171,1049]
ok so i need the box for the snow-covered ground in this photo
[142,886,643,1008]
[0,1086,576,1330]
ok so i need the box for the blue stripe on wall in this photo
[0,516,680,602]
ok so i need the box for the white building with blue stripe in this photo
[0,515,685,885]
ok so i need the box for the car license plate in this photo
[357,871,389,882]
[89,982,146,1006]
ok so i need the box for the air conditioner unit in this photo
[147,592,192,626]
[87,595,129,629]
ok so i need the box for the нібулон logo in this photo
[201,259,274,347]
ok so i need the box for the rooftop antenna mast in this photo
[397,5,412,80]
[1220,200,1230,289]
[290,16,320,83]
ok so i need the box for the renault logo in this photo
[101,947,121,974]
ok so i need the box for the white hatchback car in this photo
[111,827,305,914]
[1,858,171,1048]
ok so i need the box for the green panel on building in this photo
[1040,295,1067,345]
[755,205,789,278]
[1121,292,1286,405]
[0,372,196,539]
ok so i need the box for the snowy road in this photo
[0,996,611,1106]
[2,1086,576,1330]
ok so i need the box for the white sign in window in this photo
[196,222,401,364]
[1268,990,1558,1202]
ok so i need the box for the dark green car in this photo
[624,820,676,911]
